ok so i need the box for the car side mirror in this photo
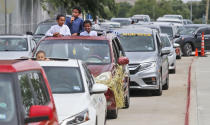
[90,83,108,94]
[118,57,129,65]
[24,105,53,124]
[161,48,170,56]
[26,31,33,35]
[175,34,180,38]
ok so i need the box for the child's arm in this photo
[64,25,71,36]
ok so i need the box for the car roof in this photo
[0,34,30,38]
[42,35,113,41]
[114,27,153,34]
[37,59,80,68]
[0,60,41,73]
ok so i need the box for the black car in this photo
[175,25,210,56]
[32,19,56,43]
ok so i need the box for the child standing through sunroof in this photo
[45,14,71,37]
[80,20,97,36]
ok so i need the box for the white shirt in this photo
[45,24,71,36]
[80,31,97,36]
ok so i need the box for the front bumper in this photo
[129,66,159,90]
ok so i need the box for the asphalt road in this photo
[107,56,194,125]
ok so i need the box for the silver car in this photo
[115,28,170,96]
[0,35,36,59]
[160,34,176,73]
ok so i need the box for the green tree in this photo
[116,2,132,17]
[41,0,116,19]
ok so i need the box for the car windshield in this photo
[179,27,198,35]
[35,24,54,35]
[0,38,28,51]
[0,74,17,125]
[36,40,111,64]
[43,67,84,93]
[118,33,155,52]
[160,35,171,47]
[160,26,173,38]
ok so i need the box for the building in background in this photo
[0,0,53,34]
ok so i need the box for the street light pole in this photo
[4,0,7,34]
[190,0,192,21]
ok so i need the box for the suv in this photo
[0,35,37,59]
[175,26,210,56]
[33,35,130,119]
[114,27,170,96]
[0,60,58,125]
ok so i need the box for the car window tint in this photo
[28,71,50,105]
[18,73,35,115]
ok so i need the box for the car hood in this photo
[53,93,89,122]
[87,64,112,77]
[125,51,157,64]
[0,51,30,59]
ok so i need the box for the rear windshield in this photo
[35,24,54,35]
[43,67,84,93]
[0,38,28,51]
[160,26,173,38]
[160,35,171,47]
[118,33,155,52]
[0,74,17,125]
[36,40,111,65]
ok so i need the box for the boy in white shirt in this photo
[80,20,97,36]
[45,14,71,37]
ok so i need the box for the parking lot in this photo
[107,56,194,125]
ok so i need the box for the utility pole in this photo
[4,0,7,34]
[206,0,209,24]
[190,0,192,21]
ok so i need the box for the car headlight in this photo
[95,72,112,82]
[60,110,89,125]
[140,62,156,71]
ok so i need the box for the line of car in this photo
[0,14,208,125]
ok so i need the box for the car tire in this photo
[152,74,162,96]
[163,73,169,90]
[183,43,192,56]
[107,108,118,119]
[124,84,130,109]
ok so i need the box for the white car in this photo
[160,34,176,73]
[38,59,108,125]
[0,35,36,59]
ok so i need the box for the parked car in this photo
[114,27,170,96]
[157,24,178,41]
[32,19,56,43]
[0,35,36,59]
[175,26,210,56]
[160,34,176,73]
[131,15,151,23]
[163,14,183,20]
[156,17,183,25]
[0,60,59,125]
[110,18,132,26]
[38,59,107,125]
[183,19,193,25]
[33,35,130,119]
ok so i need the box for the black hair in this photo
[72,6,82,14]
[83,20,92,26]
[56,14,65,20]
[36,50,46,57]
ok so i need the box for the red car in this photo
[0,60,59,125]
[34,35,130,119]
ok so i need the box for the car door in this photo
[83,64,105,124]
[157,34,168,83]
[204,28,210,50]
[194,28,206,50]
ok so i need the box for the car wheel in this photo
[107,107,118,119]
[152,74,162,96]
[163,73,169,90]
[124,83,130,109]
[183,43,192,56]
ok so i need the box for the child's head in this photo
[36,50,46,61]
[72,7,82,17]
[56,14,66,26]
[83,20,92,33]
